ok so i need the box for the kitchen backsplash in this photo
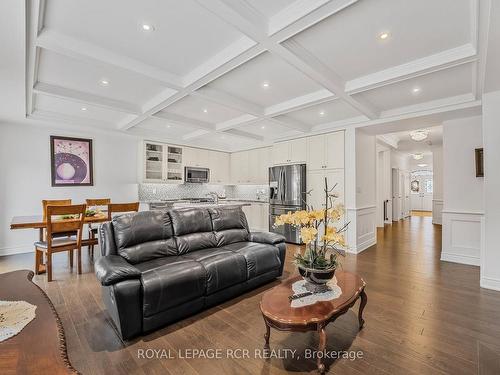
[139,183,268,201]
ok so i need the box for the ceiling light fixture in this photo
[262,81,270,89]
[379,32,390,40]
[412,87,421,94]
[410,129,429,142]
[319,110,326,116]
[99,79,110,86]
[141,23,154,32]
[261,125,266,129]
[202,108,208,113]
[166,124,171,128]
[81,107,87,111]
[412,153,423,160]
[417,163,428,168]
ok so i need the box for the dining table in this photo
[10,213,109,274]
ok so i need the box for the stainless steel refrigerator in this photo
[268,164,306,244]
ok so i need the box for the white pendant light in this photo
[410,129,429,141]
[412,153,424,160]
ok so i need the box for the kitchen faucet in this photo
[206,192,219,205]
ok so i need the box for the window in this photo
[424,179,433,194]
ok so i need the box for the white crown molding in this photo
[33,81,141,114]
[30,109,117,131]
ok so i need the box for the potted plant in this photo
[274,178,349,292]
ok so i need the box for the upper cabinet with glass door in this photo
[143,141,184,183]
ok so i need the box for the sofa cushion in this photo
[223,242,281,279]
[113,211,176,264]
[137,256,206,317]
[183,248,247,295]
[208,207,249,246]
[170,208,217,254]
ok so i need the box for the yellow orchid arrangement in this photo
[274,178,349,271]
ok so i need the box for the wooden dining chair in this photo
[34,204,86,282]
[108,202,140,219]
[85,198,111,258]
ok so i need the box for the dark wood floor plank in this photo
[2,216,500,374]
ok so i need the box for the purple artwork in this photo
[50,136,93,186]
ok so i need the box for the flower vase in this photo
[297,264,336,293]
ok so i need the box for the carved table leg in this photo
[358,289,367,330]
[264,320,271,351]
[317,325,326,374]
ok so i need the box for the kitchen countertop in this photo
[141,198,269,204]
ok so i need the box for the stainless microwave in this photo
[184,166,210,183]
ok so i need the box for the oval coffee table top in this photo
[260,271,365,326]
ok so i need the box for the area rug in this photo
[0,300,37,342]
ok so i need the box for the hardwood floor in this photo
[411,210,432,217]
[1,216,500,374]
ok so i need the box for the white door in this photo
[421,175,433,211]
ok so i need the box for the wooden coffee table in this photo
[260,271,367,374]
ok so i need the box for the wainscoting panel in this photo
[346,206,377,254]
[432,199,443,225]
[441,211,483,266]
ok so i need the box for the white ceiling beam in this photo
[182,129,212,140]
[264,89,334,116]
[25,0,45,116]
[152,111,216,131]
[33,82,141,114]
[224,128,264,141]
[215,114,258,131]
[267,116,311,133]
[269,0,359,41]
[30,109,115,129]
[118,44,266,130]
[276,40,379,119]
[376,134,399,149]
[36,29,184,89]
[193,86,263,116]
[346,44,478,94]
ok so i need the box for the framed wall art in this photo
[50,136,93,186]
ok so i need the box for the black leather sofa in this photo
[94,206,286,340]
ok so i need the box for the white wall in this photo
[432,146,443,224]
[345,128,377,254]
[441,116,483,266]
[482,90,500,290]
[375,145,392,227]
[0,122,139,255]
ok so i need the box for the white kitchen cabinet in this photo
[306,169,345,210]
[143,141,183,183]
[208,151,230,184]
[230,151,249,184]
[230,147,271,184]
[272,139,307,165]
[307,131,344,171]
[183,147,209,168]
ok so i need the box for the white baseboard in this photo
[441,252,480,266]
[348,236,376,254]
[0,244,34,257]
[480,276,500,291]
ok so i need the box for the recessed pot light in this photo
[319,110,326,116]
[261,125,266,129]
[202,108,208,113]
[99,79,110,86]
[166,124,171,128]
[412,87,421,94]
[141,23,154,32]
[81,107,87,111]
[262,81,270,89]
[417,163,428,168]
[379,32,390,40]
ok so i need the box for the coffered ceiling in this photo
[25,0,489,151]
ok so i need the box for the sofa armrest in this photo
[248,232,285,245]
[95,255,141,286]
